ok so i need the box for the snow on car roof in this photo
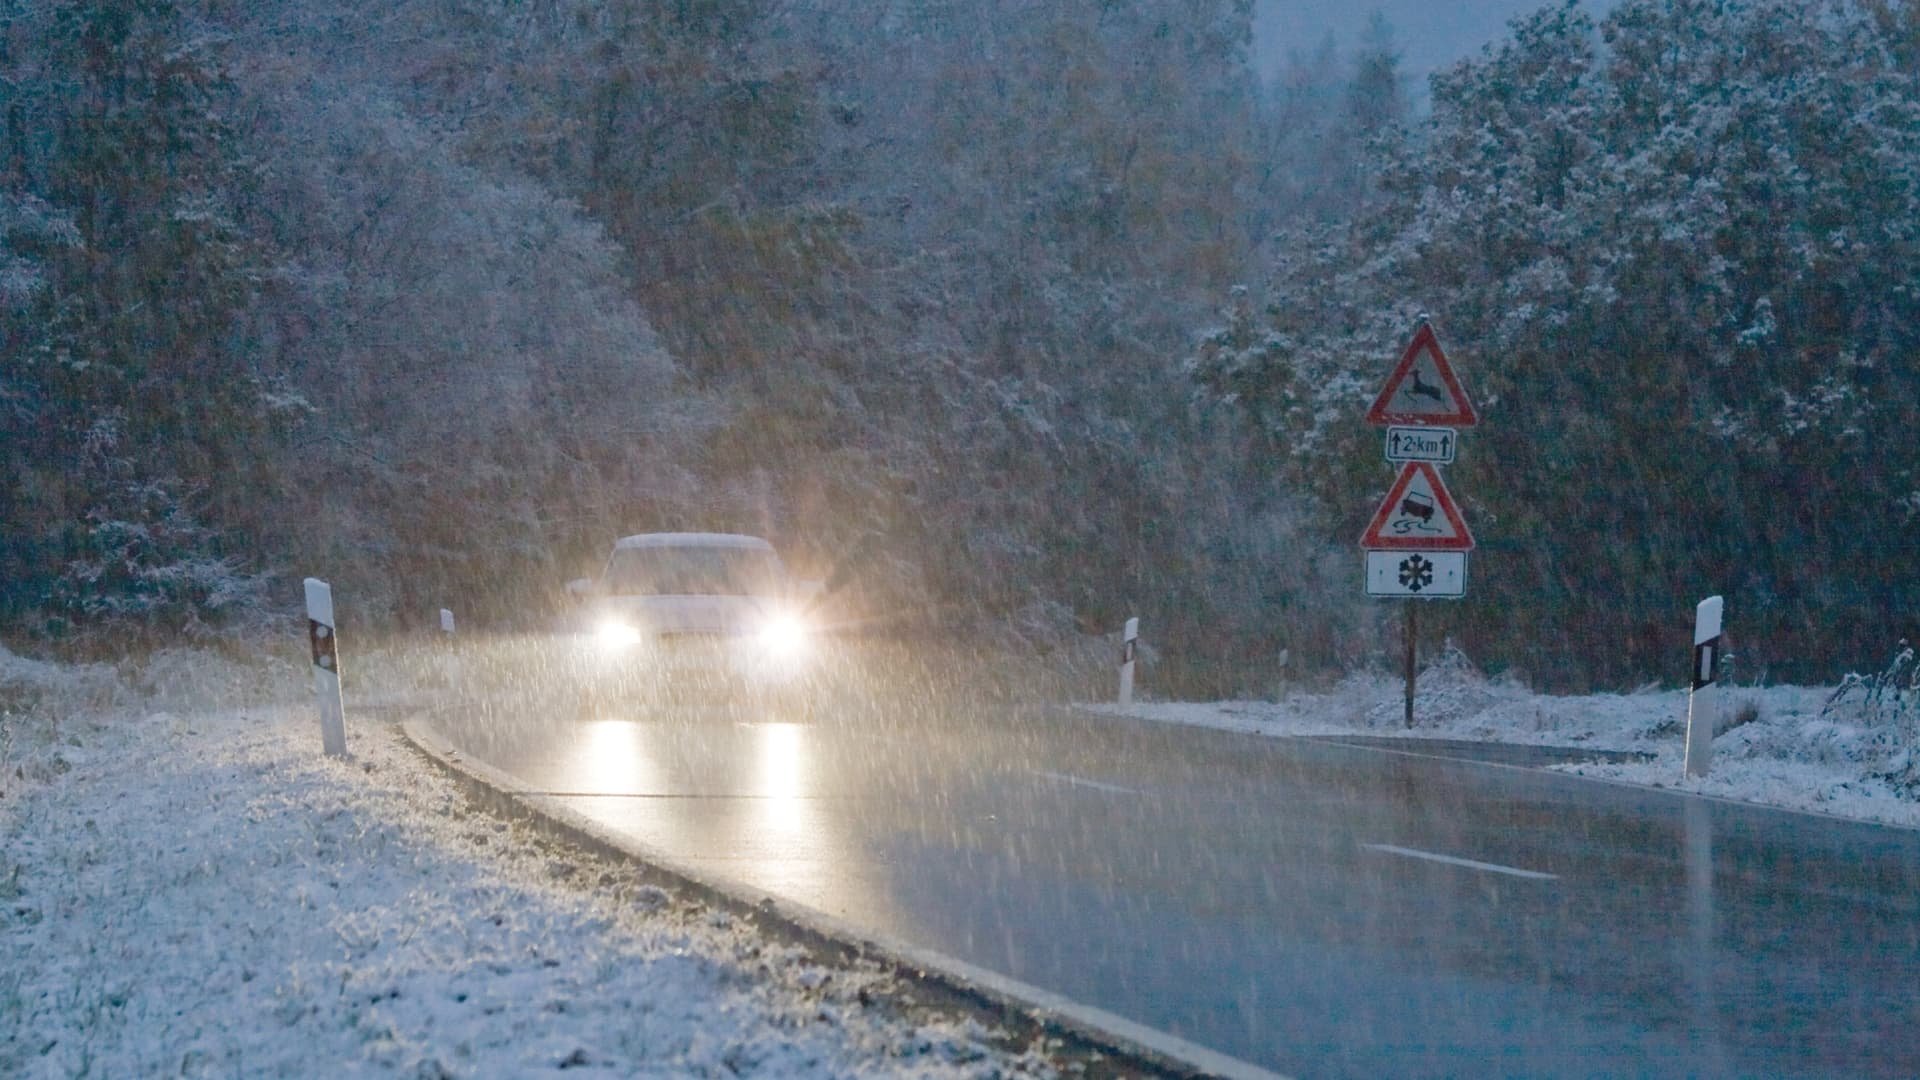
[613,532,775,551]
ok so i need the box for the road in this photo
[432,689,1920,1078]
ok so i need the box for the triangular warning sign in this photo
[1360,462,1475,551]
[1365,323,1478,427]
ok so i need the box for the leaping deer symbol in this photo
[1408,367,1447,405]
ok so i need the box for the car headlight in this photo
[756,611,810,663]
[594,617,643,653]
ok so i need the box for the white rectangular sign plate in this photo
[1365,550,1468,599]
[1384,426,1457,464]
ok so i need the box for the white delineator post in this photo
[439,608,455,635]
[1685,595,1723,778]
[1118,617,1139,709]
[305,578,348,758]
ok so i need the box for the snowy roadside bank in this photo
[1086,653,1920,830]
[0,648,1057,1079]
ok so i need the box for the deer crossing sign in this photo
[1364,322,1478,428]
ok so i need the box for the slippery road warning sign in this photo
[1364,323,1478,427]
[1360,462,1474,551]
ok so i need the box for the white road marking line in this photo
[1362,843,1559,881]
[1031,770,1142,796]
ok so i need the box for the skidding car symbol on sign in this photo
[1359,462,1473,551]
[1397,490,1434,529]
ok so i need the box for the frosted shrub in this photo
[1410,640,1498,727]
[1821,643,1920,794]
[1355,639,1499,729]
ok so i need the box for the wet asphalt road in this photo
[434,697,1920,1078]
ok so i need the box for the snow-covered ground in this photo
[0,645,1052,1078]
[1092,646,1920,830]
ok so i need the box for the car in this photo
[566,533,822,714]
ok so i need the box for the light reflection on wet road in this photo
[434,699,1920,1078]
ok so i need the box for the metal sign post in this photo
[305,578,348,758]
[1404,604,1417,728]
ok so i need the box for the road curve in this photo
[427,693,1920,1079]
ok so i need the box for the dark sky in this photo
[1252,0,1618,88]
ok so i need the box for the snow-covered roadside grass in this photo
[1090,647,1920,830]
[0,645,1052,1078]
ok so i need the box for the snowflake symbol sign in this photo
[1398,554,1435,593]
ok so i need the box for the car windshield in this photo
[604,545,779,597]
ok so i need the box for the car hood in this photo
[597,594,776,635]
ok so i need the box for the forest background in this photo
[3,0,1917,691]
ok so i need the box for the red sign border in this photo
[1360,461,1475,551]
[1364,323,1479,427]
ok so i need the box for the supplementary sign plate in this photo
[1366,551,1468,598]
[1384,426,1457,464]
[1365,323,1478,427]
[1360,461,1475,550]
